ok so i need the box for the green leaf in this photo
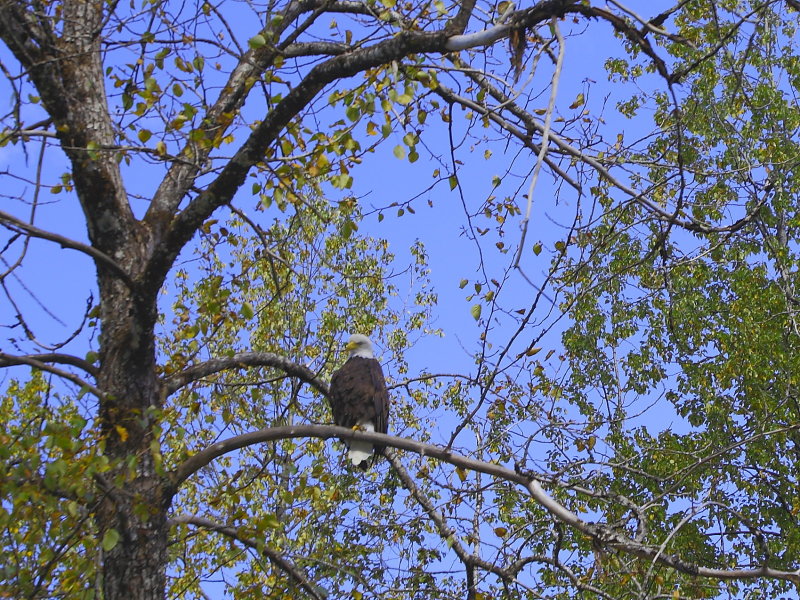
[249,34,267,48]
[102,529,120,552]
[241,302,255,320]
[393,145,406,160]
[341,219,358,239]
[470,304,482,320]
[346,105,361,122]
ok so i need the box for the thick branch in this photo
[146,27,446,285]
[170,515,326,600]
[163,352,329,397]
[0,0,135,254]
[144,0,337,229]
[146,0,612,287]
[282,41,350,57]
[171,425,800,587]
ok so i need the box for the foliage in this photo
[1,0,800,599]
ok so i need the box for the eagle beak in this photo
[344,340,358,352]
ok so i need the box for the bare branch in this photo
[513,16,564,269]
[282,41,350,57]
[428,80,581,193]
[163,352,329,397]
[0,352,99,377]
[0,352,104,399]
[169,514,327,600]
[455,63,768,234]
[385,449,520,589]
[0,209,134,287]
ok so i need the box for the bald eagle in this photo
[329,334,390,469]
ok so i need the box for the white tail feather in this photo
[347,422,374,467]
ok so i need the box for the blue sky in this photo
[0,1,681,437]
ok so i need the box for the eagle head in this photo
[345,333,375,359]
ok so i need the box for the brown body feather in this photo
[329,356,390,459]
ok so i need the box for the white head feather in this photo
[345,333,375,359]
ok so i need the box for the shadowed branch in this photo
[163,352,329,397]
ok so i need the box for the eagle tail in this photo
[347,422,375,470]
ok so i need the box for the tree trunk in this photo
[95,274,170,600]
[0,2,175,595]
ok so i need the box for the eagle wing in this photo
[366,358,389,436]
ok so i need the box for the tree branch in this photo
[170,425,800,587]
[169,514,327,600]
[143,0,332,230]
[0,352,99,378]
[282,41,350,57]
[0,352,104,399]
[0,210,134,287]
[146,0,618,288]
[454,59,760,234]
[385,449,517,589]
[146,26,448,286]
[163,352,329,397]
[0,0,136,255]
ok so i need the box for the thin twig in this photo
[170,514,327,600]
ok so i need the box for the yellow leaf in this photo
[569,92,585,109]
[115,425,129,442]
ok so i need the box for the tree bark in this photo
[95,282,169,599]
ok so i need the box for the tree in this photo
[1,0,800,598]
